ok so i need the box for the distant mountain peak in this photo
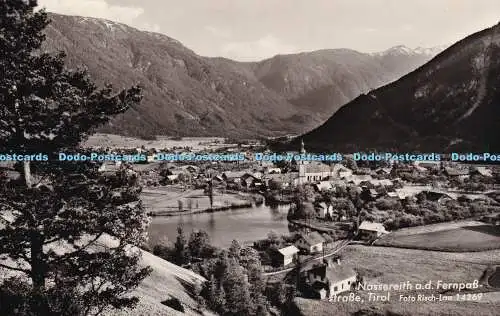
[372,44,447,57]
[299,24,500,152]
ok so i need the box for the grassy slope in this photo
[374,221,500,252]
[375,226,500,252]
[294,245,500,316]
[109,249,209,316]
[95,234,209,316]
[0,233,209,316]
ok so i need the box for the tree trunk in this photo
[31,231,46,291]
[24,160,32,188]
[24,160,47,291]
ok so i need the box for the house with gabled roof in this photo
[471,166,493,177]
[275,245,299,266]
[416,190,456,203]
[375,167,392,175]
[316,202,333,218]
[444,167,469,179]
[222,171,246,183]
[306,258,357,300]
[358,221,388,240]
[314,181,333,192]
[295,232,325,254]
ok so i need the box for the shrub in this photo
[0,277,84,316]
[161,297,185,312]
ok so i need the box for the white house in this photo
[266,167,282,174]
[317,202,334,218]
[307,259,357,299]
[444,167,469,180]
[277,245,299,266]
[98,161,122,173]
[358,221,388,240]
[472,167,493,177]
[296,232,325,254]
[375,167,392,175]
[414,160,442,171]
[344,174,373,185]
[222,171,247,183]
[314,181,333,192]
[166,174,179,183]
[331,164,353,179]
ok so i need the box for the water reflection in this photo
[148,204,291,248]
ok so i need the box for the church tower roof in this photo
[300,139,306,154]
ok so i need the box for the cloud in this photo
[38,0,160,32]
[359,28,378,33]
[401,24,415,32]
[204,25,232,39]
[221,35,297,61]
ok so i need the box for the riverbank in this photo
[143,186,263,217]
[288,219,353,239]
[149,200,254,217]
[263,192,294,205]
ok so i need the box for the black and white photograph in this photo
[1,0,500,315]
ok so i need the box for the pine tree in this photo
[188,229,210,259]
[214,283,226,314]
[174,225,189,265]
[222,259,252,316]
[0,1,150,314]
[228,239,241,262]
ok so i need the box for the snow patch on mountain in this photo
[372,44,448,57]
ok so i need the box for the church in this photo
[296,140,352,185]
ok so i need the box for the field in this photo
[142,187,252,215]
[293,245,500,316]
[294,295,500,316]
[375,221,500,252]
[84,133,229,151]
[490,267,500,288]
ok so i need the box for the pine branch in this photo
[0,262,30,274]
[48,232,104,266]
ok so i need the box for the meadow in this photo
[375,221,500,252]
[293,245,500,316]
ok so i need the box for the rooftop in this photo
[299,231,325,246]
[278,245,300,256]
[304,163,332,174]
[475,167,493,177]
[222,171,247,179]
[444,167,469,176]
[308,263,357,284]
[359,221,387,232]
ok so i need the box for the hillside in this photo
[110,247,208,316]
[298,23,500,152]
[0,231,209,316]
[42,13,442,138]
[42,13,317,139]
[251,46,442,118]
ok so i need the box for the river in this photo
[147,204,292,248]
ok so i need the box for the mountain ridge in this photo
[297,22,500,152]
[43,13,445,138]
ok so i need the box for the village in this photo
[1,135,499,315]
[77,137,500,310]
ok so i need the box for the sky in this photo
[38,0,500,61]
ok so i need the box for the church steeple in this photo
[300,138,306,154]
